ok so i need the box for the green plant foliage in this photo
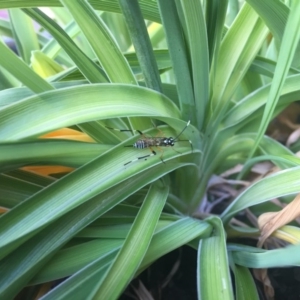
[1,0,300,299]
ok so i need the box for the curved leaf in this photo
[0,84,181,142]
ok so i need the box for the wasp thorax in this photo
[163,137,175,146]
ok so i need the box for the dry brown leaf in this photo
[220,164,243,177]
[258,193,300,247]
[287,127,300,146]
[278,115,300,130]
[267,103,300,143]
[131,280,155,300]
[253,269,274,300]
[251,161,274,175]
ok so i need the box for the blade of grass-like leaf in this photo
[227,0,239,24]
[23,8,107,83]
[31,221,173,285]
[0,162,186,299]
[206,0,228,69]
[221,166,300,224]
[148,22,165,48]
[92,184,168,299]
[101,12,132,52]
[125,50,172,76]
[229,242,300,268]
[41,20,77,65]
[139,218,211,269]
[180,0,209,130]
[241,68,263,96]
[0,140,110,172]
[191,131,296,211]
[30,240,122,285]
[218,133,296,171]
[222,74,300,129]
[224,18,269,99]
[0,1,162,24]
[0,18,14,36]
[238,154,300,180]
[119,0,162,93]
[246,0,288,46]
[0,41,53,92]
[157,0,195,124]
[249,56,300,78]
[61,0,136,84]
[0,175,41,208]
[6,170,55,187]
[76,220,173,239]
[9,9,39,64]
[248,1,300,158]
[0,10,49,50]
[209,3,268,120]
[41,217,211,300]
[200,4,268,193]
[0,80,88,107]
[0,84,181,142]
[230,261,259,300]
[198,217,234,300]
[31,51,64,77]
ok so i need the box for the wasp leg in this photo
[153,146,166,164]
[170,147,182,155]
[177,139,193,153]
[106,126,151,138]
[124,150,157,166]
[105,126,133,133]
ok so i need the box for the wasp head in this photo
[163,137,175,146]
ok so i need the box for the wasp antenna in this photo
[173,120,191,141]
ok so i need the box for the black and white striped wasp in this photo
[106,121,193,165]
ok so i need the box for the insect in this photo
[106,121,193,165]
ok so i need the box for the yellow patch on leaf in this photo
[21,165,74,176]
[40,128,95,142]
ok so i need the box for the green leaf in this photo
[198,217,234,300]
[61,0,136,84]
[9,8,39,64]
[119,0,162,93]
[0,41,53,93]
[0,140,110,172]
[210,3,268,120]
[31,50,64,77]
[229,242,300,268]
[92,184,168,299]
[41,217,211,300]
[222,74,300,130]
[0,174,41,208]
[23,8,107,83]
[249,0,300,158]
[0,164,186,298]
[180,0,209,130]
[157,0,195,123]
[246,0,288,47]
[229,259,259,300]
[221,166,300,223]
[0,84,181,142]
[0,1,162,24]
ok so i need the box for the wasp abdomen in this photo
[133,140,146,149]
